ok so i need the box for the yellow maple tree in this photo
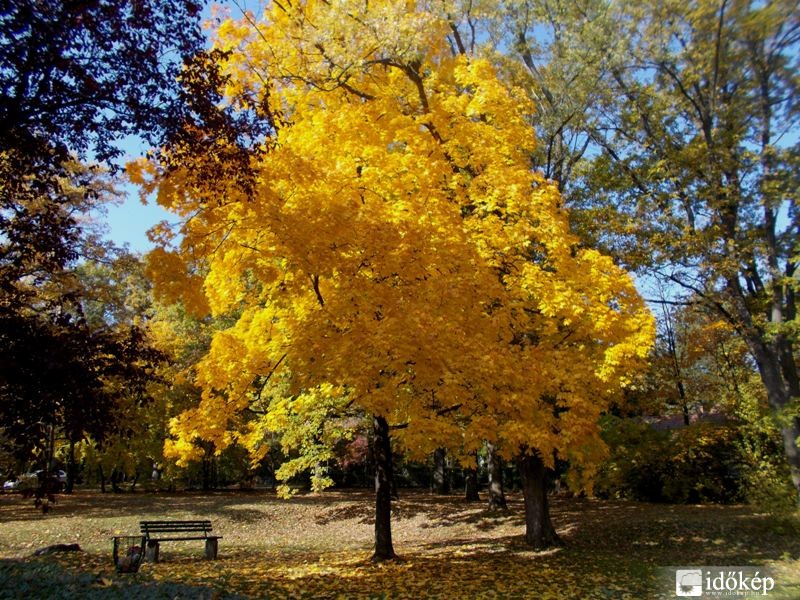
[135,0,654,557]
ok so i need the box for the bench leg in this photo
[145,540,159,563]
[205,538,218,560]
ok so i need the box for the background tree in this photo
[70,254,170,493]
[485,442,508,511]
[484,0,615,193]
[0,0,207,493]
[571,0,800,488]
[595,294,795,511]
[0,166,160,496]
[479,0,799,493]
[0,0,204,166]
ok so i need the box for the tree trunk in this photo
[432,447,450,494]
[518,452,560,549]
[201,442,216,491]
[486,443,507,511]
[751,342,800,490]
[729,282,800,492]
[202,457,211,491]
[99,466,106,493]
[65,439,76,493]
[390,450,399,500]
[464,465,480,502]
[372,415,396,561]
[110,467,121,493]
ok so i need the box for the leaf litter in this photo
[0,489,798,599]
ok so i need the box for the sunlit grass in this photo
[0,489,798,599]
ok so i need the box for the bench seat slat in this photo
[141,523,213,531]
[141,521,212,525]
[141,522,212,526]
[145,535,222,542]
[141,520,211,524]
[142,525,212,528]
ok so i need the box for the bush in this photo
[594,416,784,505]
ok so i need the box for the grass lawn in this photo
[0,488,798,599]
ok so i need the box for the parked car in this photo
[3,478,20,491]
[4,470,67,491]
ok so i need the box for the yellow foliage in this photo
[143,0,655,489]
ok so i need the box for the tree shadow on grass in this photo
[0,490,281,523]
[146,543,654,599]
[2,491,799,600]
[548,496,800,565]
[0,557,247,600]
[312,489,524,530]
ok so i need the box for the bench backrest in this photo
[140,520,213,535]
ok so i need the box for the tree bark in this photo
[372,415,396,561]
[390,450,399,500]
[518,452,560,549]
[486,443,507,511]
[432,447,450,494]
[202,449,211,491]
[747,333,800,490]
[728,280,800,492]
[110,467,121,493]
[65,439,76,493]
[464,465,480,502]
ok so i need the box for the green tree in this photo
[584,0,799,488]
[484,0,616,194]
[0,167,158,491]
[500,0,799,490]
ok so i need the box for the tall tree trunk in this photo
[46,422,56,480]
[65,439,76,493]
[110,467,121,493]
[390,450,399,500]
[518,452,560,549]
[486,442,507,511]
[747,335,800,490]
[464,463,480,502]
[729,280,800,492]
[372,415,396,561]
[201,443,214,491]
[99,465,106,493]
[202,458,210,491]
[432,447,450,494]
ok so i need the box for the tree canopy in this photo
[0,0,206,482]
[139,0,654,557]
[558,0,800,486]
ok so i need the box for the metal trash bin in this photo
[112,535,146,573]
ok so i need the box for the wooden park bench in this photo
[140,520,221,562]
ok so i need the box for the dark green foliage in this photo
[0,308,162,452]
[595,416,793,507]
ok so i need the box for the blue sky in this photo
[101,1,264,255]
[104,182,173,254]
